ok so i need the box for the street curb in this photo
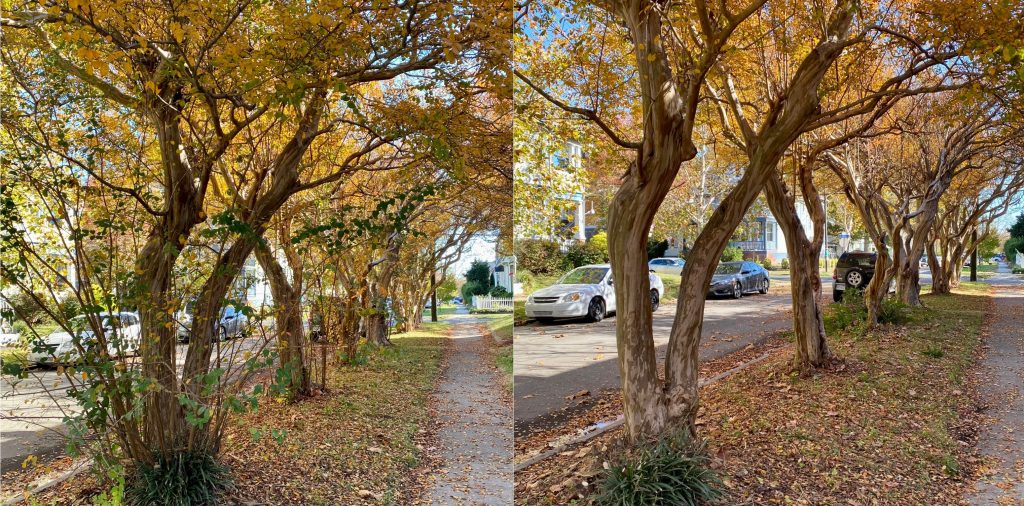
[513,350,776,472]
[1,458,92,505]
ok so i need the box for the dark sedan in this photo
[707,261,770,299]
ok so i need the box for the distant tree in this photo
[721,247,744,262]
[436,276,459,302]
[465,260,493,291]
[977,233,1001,260]
[1009,213,1024,239]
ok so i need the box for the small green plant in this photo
[824,289,866,333]
[126,451,231,506]
[596,430,724,506]
[780,257,790,270]
[93,464,126,506]
[877,297,909,325]
[923,345,945,358]
[761,257,774,270]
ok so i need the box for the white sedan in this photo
[27,312,141,366]
[648,257,686,276]
[524,264,665,323]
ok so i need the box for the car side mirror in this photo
[649,268,655,273]
[742,270,751,275]
[607,279,614,286]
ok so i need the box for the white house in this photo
[491,255,515,294]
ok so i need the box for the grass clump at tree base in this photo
[596,429,723,506]
[126,451,231,506]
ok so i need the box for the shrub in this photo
[720,246,743,262]
[126,451,231,506]
[489,285,511,297]
[761,257,774,270]
[515,270,536,293]
[646,239,669,261]
[1004,236,1023,263]
[590,231,609,257]
[461,281,486,303]
[596,429,723,506]
[563,240,606,269]
[780,257,790,270]
[516,239,565,274]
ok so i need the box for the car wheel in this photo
[650,290,660,312]
[732,282,742,299]
[587,298,605,322]
[845,268,865,288]
[759,278,769,294]
[220,326,229,341]
[833,289,843,303]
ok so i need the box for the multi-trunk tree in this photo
[2,0,497,469]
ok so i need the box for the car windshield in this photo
[715,263,742,275]
[558,267,609,285]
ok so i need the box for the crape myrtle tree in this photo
[516,0,771,441]
[826,93,1017,322]
[704,0,961,371]
[2,0,495,470]
[516,0,963,439]
[888,101,1018,306]
[927,155,1024,293]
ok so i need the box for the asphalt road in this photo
[512,268,956,436]
[1,332,272,473]
[513,282,798,436]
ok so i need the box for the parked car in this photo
[832,251,877,302]
[648,257,686,276]
[27,312,141,365]
[452,296,463,305]
[706,261,770,299]
[176,302,250,342]
[524,264,664,323]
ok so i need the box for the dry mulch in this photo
[2,324,451,505]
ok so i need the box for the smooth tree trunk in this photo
[864,238,896,326]
[763,170,830,370]
[254,243,310,399]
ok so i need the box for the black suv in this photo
[832,251,876,302]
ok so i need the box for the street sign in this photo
[839,232,850,239]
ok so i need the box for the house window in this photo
[766,222,774,243]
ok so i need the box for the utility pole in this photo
[822,194,829,272]
[430,270,438,322]
[970,229,978,282]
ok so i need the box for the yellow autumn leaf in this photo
[170,22,184,43]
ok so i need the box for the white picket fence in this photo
[472,295,514,312]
